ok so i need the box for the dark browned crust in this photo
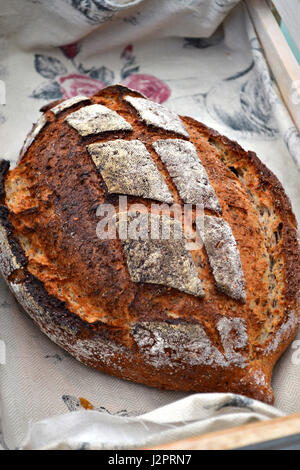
[188,119,300,302]
[0,86,299,405]
[40,100,63,113]
[0,186,131,344]
[0,195,272,402]
[0,208,275,403]
[0,160,10,202]
[187,118,300,363]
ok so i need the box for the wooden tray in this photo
[149,413,300,450]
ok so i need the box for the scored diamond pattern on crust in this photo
[50,95,90,115]
[117,212,204,298]
[153,139,221,212]
[65,104,133,136]
[87,140,174,203]
[64,97,245,301]
[124,95,189,137]
[196,215,246,302]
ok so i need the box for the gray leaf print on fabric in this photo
[31,80,63,100]
[193,62,279,139]
[216,394,254,412]
[34,54,67,79]
[62,395,131,416]
[213,0,240,11]
[62,395,83,412]
[0,299,12,309]
[284,127,300,171]
[44,353,66,364]
[0,113,5,125]
[63,0,119,24]
[184,27,224,49]
[250,37,278,108]
[201,393,254,412]
[88,65,115,84]
[123,12,142,26]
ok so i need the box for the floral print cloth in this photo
[0,0,300,450]
[32,44,171,103]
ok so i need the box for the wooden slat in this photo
[148,412,300,450]
[246,0,300,132]
[273,0,300,51]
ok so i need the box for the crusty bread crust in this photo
[0,85,299,404]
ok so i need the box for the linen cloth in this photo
[0,0,300,450]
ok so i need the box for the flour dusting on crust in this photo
[65,104,133,136]
[264,311,298,355]
[9,280,126,375]
[124,95,189,137]
[117,212,204,297]
[217,317,248,364]
[153,139,221,212]
[252,370,267,387]
[88,139,173,203]
[19,115,48,159]
[196,215,246,302]
[50,95,90,115]
[132,320,248,369]
[0,225,22,277]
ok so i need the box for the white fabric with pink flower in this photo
[59,72,170,104]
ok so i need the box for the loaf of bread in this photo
[0,85,299,404]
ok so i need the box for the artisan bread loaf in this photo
[0,85,299,404]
